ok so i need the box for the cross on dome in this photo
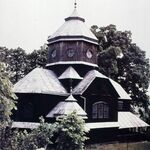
[74,0,77,9]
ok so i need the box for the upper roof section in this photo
[72,70,131,100]
[47,8,98,45]
[59,66,83,80]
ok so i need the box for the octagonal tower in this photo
[47,8,98,67]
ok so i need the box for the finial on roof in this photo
[74,0,77,9]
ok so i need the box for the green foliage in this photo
[14,118,55,150]
[55,112,88,150]
[0,45,47,84]
[91,24,150,122]
[0,62,17,126]
[0,61,18,150]
[0,47,28,83]
[0,117,55,150]
[27,44,48,73]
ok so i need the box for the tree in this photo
[27,44,48,73]
[0,62,17,126]
[0,47,28,84]
[0,62,18,150]
[55,112,88,150]
[15,118,54,150]
[91,24,150,122]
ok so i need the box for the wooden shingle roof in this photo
[46,94,87,119]
[13,68,67,95]
[48,9,98,45]
[59,66,83,80]
[73,70,131,100]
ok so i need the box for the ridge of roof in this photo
[65,94,77,102]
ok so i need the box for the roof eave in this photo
[47,35,98,45]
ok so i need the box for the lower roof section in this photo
[86,122,119,130]
[118,111,149,129]
[12,112,149,130]
[12,122,40,129]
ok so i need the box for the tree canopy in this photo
[91,24,150,121]
[0,62,17,126]
[0,45,47,84]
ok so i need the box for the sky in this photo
[0,0,150,91]
[0,0,150,56]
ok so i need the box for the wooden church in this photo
[13,3,149,142]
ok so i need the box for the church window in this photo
[86,49,93,58]
[51,49,56,58]
[92,101,109,119]
[67,48,75,57]
[118,101,123,110]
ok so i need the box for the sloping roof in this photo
[73,70,131,100]
[109,79,131,100]
[48,9,98,45]
[86,122,119,130]
[12,112,149,130]
[118,112,149,129]
[85,112,149,130]
[12,122,40,129]
[46,95,87,119]
[59,66,83,80]
[13,68,67,95]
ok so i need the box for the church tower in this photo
[46,4,99,76]
[13,1,149,140]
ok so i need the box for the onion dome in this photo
[46,94,87,119]
[58,66,83,80]
[48,8,98,45]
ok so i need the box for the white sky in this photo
[0,0,149,56]
[0,0,150,92]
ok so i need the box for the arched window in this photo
[92,101,109,119]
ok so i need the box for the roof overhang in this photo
[46,61,98,68]
[12,112,149,130]
[48,35,98,45]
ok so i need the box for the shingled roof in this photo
[48,8,98,45]
[59,66,83,80]
[13,68,67,95]
[46,94,87,119]
[73,70,131,100]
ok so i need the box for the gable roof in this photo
[58,66,83,80]
[73,70,131,100]
[13,68,67,95]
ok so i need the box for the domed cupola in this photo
[47,4,98,66]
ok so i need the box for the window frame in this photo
[92,101,109,119]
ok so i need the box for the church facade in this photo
[13,6,149,142]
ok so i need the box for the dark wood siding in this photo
[48,41,98,64]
